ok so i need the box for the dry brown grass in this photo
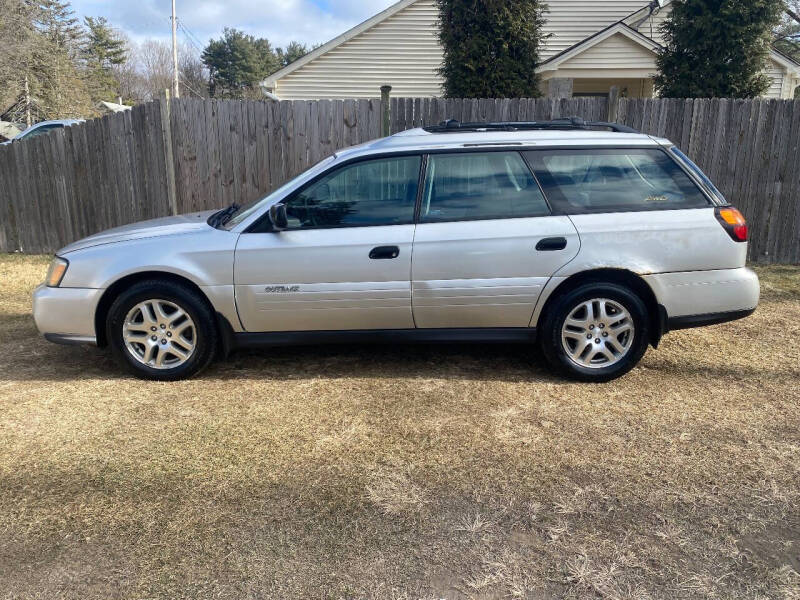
[1,254,799,599]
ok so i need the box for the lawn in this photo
[1,254,799,600]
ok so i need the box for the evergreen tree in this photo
[774,1,800,63]
[201,28,280,98]
[655,0,785,98]
[435,0,547,98]
[82,16,127,101]
[277,41,311,68]
[34,0,92,118]
[0,0,93,123]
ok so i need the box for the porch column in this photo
[546,78,574,98]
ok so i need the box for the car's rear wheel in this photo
[107,280,217,380]
[539,282,650,382]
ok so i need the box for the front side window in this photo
[525,148,711,214]
[420,152,550,223]
[283,155,421,229]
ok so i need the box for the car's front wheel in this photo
[539,283,650,382]
[107,280,218,380]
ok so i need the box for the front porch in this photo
[543,76,656,99]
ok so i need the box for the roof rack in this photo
[424,117,640,134]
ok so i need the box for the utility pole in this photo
[171,0,180,98]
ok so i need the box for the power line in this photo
[176,19,205,54]
[179,73,204,98]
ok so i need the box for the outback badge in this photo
[264,285,300,293]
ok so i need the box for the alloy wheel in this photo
[122,299,196,370]
[560,298,635,369]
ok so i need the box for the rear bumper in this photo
[32,284,102,345]
[643,268,760,325]
[667,308,756,331]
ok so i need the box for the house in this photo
[261,0,800,100]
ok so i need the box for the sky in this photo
[68,0,398,51]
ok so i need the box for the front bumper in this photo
[32,284,103,345]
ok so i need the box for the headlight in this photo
[46,257,69,287]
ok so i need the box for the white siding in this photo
[541,0,653,57]
[276,0,443,99]
[559,33,657,70]
[633,4,672,45]
[765,59,785,99]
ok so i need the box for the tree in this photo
[201,28,280,98]
[82,16,127,101]
[435,0,547,98]
[774,1,800,60]
[655,0,785,98]
[277,41,311,68]
[775,1,800,97]
[0,0,93,124]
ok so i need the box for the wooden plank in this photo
[766,101,797,262]
[0,147,17,251]
[158,92,179,215]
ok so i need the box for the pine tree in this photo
[435,0,547,98]
[34,0,93,118]
[277,41,311,68]
[0,0,93,123]
[655,0,785,98]
[82,16,127,102]
[201,28,281,98]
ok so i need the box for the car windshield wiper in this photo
[208,203,240,228]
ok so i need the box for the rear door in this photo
[411,151,579,329]
[235,154,422,332]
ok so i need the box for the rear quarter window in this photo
[524,148,711,214]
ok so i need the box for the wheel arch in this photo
[94,271,232,349]
[534,269,666,348]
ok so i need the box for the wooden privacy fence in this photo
[0,95,799,263]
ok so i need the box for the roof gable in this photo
[538,22,661,73]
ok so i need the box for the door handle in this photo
[369,246,400,260]
[536,237,568,252]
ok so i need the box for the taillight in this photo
[715,207,748,242]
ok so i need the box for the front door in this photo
[235,155,422,332]
[411,151,579,329]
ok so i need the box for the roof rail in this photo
[423,117,640,134]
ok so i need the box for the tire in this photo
[106,279,218,381]
[539,282,650,383]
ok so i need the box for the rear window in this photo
[670,147,727,205]
[524,148,711,214]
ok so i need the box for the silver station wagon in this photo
[33,119,760,382]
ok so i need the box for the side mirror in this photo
[268,203,288,231]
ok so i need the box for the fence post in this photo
[380,85,392,137]
[608,86,620,123]
[159,89,179,216]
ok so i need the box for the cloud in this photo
[69,0,398,49]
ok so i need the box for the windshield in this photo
[670,147,727,205]
[223,155,337,229]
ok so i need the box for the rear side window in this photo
[524,148,711,214]
[420,152,550,223]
